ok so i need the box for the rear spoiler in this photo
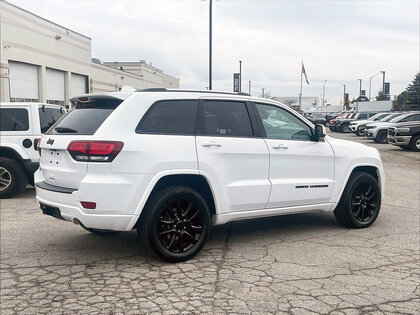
[69,92,132,105]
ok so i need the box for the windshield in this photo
[380,113,400,122]
[390,114,408,123]
[368,113,386,121]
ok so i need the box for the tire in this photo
[81,226,118,234]
[334,172,381,228]
[355,127,364,136]
[138,186,211,263]
[409,135,420,152]
[375,130,388,144]
[0,157,27,199]
[341,124,351,133]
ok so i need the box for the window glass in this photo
[256,103,312,140]
[39,107,65,133]
[198,101,253,137]
[137,100,198,135]
[406,114,420,122]
[48,99,122,135]
[0,108,29,131]
[359,113,368,119]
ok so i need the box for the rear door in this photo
[39,98,122,189]
[195,99,270,213]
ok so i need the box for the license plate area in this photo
[45,149,64,166]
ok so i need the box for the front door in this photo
[254,103,335,208]
[196,99,271,213]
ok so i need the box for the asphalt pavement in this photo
[1,131,419,314]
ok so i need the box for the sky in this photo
[7,0,420,104]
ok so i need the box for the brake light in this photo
[81,201,96,209]
[34,138,41,151]
[67,141,124,162]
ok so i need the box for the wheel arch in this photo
[128,171,219,230]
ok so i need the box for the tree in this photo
[376,90,389,101]
[399,73,420,110]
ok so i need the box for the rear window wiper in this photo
[54,127,78,133]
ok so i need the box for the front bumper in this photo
[365,129,377,139]
[350,125,357,132]
[387,135,411,146]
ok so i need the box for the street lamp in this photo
[369,71,384,100]
[208,0,213,90]
[322,80,327,106]
[342,84,346,110]
[239,60,242,92]
[357,79,362,97]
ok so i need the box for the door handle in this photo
[272,143,288,150]
[202,142,222,147]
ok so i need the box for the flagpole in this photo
[299,61,303,111]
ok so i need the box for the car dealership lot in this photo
[1,132,419,315]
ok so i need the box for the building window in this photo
[47,100,65,106]
[10,98,39,102]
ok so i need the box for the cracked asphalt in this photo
[1,132,419,314]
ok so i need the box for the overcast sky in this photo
[8,0,420,104]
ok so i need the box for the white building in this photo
[271,96,318,112]
[0,0,179,107]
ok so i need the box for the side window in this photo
[39,107,65,133]
[197,100,253,137]
[359,113,368,119]
[407,114,420,122]
[136,100,198,135]
[0,108,29,131]
[255,103,312,140]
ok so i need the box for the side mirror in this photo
[315,124,326,140]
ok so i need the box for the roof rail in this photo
[135,88,251,96]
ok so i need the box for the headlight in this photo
[396,127,410,133]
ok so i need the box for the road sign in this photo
[361,90,366,96]
[384,82,390,95]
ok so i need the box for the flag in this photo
[302,63,309,85]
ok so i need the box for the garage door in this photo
[9,61,39,102]
[46,68,65,105]
[71,73,87,97]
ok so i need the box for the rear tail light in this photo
[81,201,96,209]
[34,138,41,151]
[67,141,124,162]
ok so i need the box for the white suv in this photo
[35,90,385,262]
[1,102,65,198]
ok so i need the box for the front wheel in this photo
[138,186,211,262]
[355,127,364,136]
[334,172,381,228]
[341,124,351,133]
[409,135,420,152]
[375,130,388,143]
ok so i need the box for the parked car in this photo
[356,112,403,138]
[365,112,420,143]
[308,113,326,125]
[35,89,385,262]
[350,113,391,136]
[388,122,420,151]
[328,112,355,131]
[0,103,65,198]
[331,112,378,133]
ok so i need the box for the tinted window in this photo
[137,100,198,135]
[198,101,253,137]
[256,103,312,140]
[48,99,122,135]
[406,114,420,122]
[39,107,65,133]
[0,108,29,131]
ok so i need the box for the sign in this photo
[384,82,390,95]
[233,73,240,92]
[344,93,349,103]
[361,90,366,96]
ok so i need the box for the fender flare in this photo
[125,169,221,231]
[0,145,29,160]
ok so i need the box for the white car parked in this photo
[35,89,385,262]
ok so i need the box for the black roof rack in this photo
[135,88,251,96]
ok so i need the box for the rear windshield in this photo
[0,108,29,131]
[39,107,65,133]
[48,99,122,135]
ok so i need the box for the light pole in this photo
[239,60,242,93]
[208,0,213,90]
[248,80,251,95]
[322,80,327,107]
[357,79,362,97]
[342,84,346,110]
[369,72,382,100]
[262,88,265,98]
[381,71,385,94]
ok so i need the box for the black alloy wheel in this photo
[375,130,388,143]
[138,186,210,262]
[334,172,381,228]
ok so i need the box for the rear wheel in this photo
[375,130,388,143]
[138,186,210,262]
[334,172,381,228]
[0,157,27,199]
[409,135,420,152]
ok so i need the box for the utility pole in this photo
[358,79,362,97]
[239,61,242,93]
[381,71,385,93]
[248,80,251,95]
[342,84,346,111]
[322,80,327,106]
[262,88,265,98]
[208,0,212,90]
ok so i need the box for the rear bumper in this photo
[388,135,411,146]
